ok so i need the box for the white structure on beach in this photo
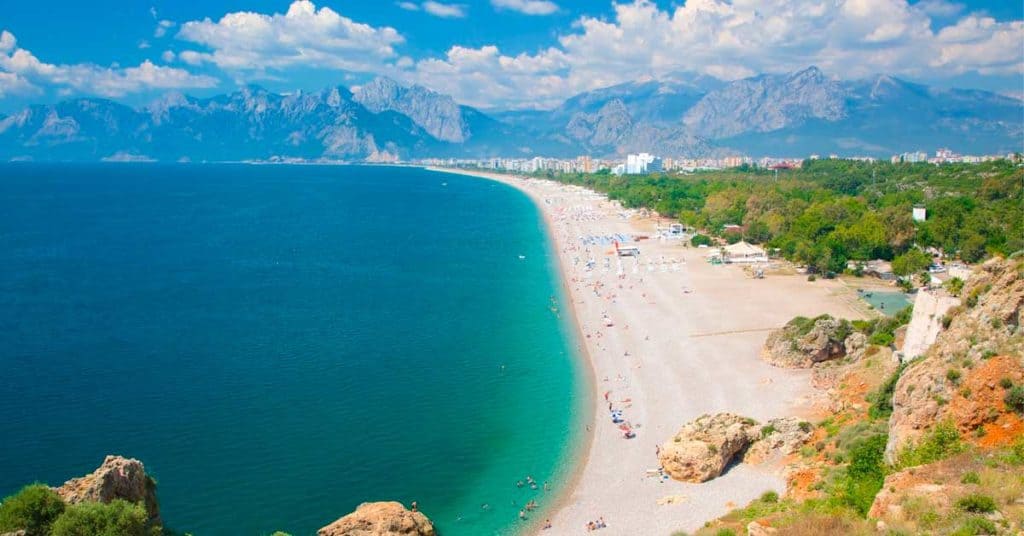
[721,241,768,264]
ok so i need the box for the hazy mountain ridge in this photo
[0,67,1019,161]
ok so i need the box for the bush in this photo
[761,424,778,439]
[868,364,905,420]
[1005,385,1024,414]
[944,277,965,296]
[835,434,888,516]
[690,234,713,247]
[798,421,813,433]
[960,471,981,484]
[999,377,1014,389]
[760,491,779,503]
[953,516,997,536]
[0,484,66,536]
[955,493,997,513]
[50,500,149,536]
[947,368,962,384]
[899,421,965,467]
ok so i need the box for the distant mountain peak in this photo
[353,77,469,143]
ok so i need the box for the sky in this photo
[0,0,1022,112]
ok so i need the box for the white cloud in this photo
[916,0,964,18]
[0,70,38,97]
[138,40,151,49]
[0,30,219,97]
[175,0,404,74]
[491,0,558,16]
[406,0,1024,108]
[397,2,419,11]
[422,1,466,18]
[154,20,175,38]
[161,50,176,63]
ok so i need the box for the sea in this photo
[0,163,587,536]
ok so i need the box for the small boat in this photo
[518,255,526,260]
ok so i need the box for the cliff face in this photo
[317,502,435,536]
[886,258,1024,462]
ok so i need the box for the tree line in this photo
[525,159,1023,274]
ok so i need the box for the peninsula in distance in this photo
[0,1,1022,536]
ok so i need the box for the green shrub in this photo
[899,421,965,467]
[714,529,736,536]
[0,484,66,536]
[50,500,149,536]
[761,424,777,438]
[947,368,963,384]
[944,277,965,296]
[953,516,997,536]
[999,377,1014,389]
[798,421,813,433]
[1005,386,1024,414]
[960,471,981,484]
[955,493,997,513]
[868,364,906,420]
[760,491,779,503]
[690,234,713,247]
[868,331,894,347]
[834,433,888,516]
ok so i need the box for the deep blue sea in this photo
[0,164,586,536]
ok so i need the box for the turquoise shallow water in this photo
[856,289,912,315]
[0,164,586,536]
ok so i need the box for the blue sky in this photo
[1,0,1022,112]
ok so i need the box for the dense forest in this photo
[521,159,1023,274]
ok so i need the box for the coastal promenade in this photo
[431,168,865,535]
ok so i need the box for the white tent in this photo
[722,241,768,263]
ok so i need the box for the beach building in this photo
[721,241,768,264]
[912,205,927,222]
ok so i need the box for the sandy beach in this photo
[430,167,866,535]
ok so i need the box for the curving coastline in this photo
[428,167,868,535]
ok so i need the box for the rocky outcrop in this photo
[886,258,1024,462]
[761,315,850,368]
[744,417,814,464]
[318,502,435,536]
[53,455,160,523]
[658,413,760,482]
[868,464,965,520]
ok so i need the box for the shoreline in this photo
[428,166,867,535]
[427,166,599,535]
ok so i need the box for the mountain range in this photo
[0,66,1020,162]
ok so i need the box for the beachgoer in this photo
[411,501,418,512]
[543,519,552,530]
[519,510,526,520]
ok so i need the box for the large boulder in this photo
[761,315,850,368]
[318,502,435,536]
[53,455,159,523]
[658,413,759,483]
